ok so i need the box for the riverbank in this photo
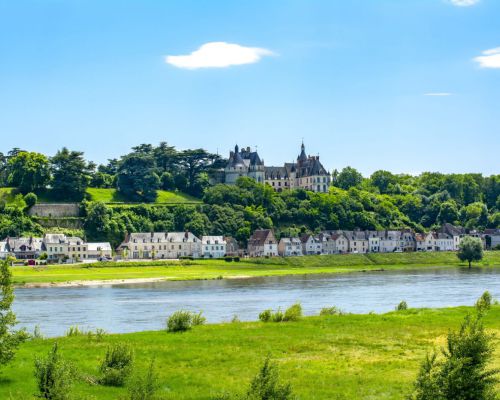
[12,251,500,287]
[2,306,499,399]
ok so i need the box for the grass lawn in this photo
[1,306,499,399]
[86,188,200,204]
[12,251,500,286]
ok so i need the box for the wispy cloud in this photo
[165,42,275,70]
[449,0,480,6]
[473,47,500,69]
[424,92,453,96]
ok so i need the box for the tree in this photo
[370,170,397,194]
[7,151,51,193]
[116,154,160,202]
[437,201,459,224]
[457,236,484,268]
[178,149,217,193]
[51,148,91,201]
[0,258,28,369]
[409,311,498,400]
[160,172,175,191]
[334,166,363,190]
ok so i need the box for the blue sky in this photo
[0,0,499,175]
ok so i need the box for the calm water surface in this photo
[13,267,500,337]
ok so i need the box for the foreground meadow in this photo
[11,251,500,286]
[1,306,499,399]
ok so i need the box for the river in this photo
[13,267,500,337]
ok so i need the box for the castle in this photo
[223,142,331,193]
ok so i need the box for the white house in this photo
[380,231,402,253]
[118,232,201,259]
[344,231,369,254]
[87,242,113,260]
[278,238,303,257]
[201,236,226,258]
[300,234,322,255]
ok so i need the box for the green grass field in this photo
[0,187,201,205]
[12,251,500,286]
[86,188,201,204]
[1,306,499,399]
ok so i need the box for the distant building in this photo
[87,242,113,260]
[300,234,322,255]
[118,232,201,259]
[218,142,330,193]
[278,237,303,257]
[224,236,240,256]
[247,229,278,257]
[201,236,226,258]
[0,241,8,259]
[484,229,500,249]
[3,237,44,260]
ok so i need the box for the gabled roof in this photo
[248,229,276,246]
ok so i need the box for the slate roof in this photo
[248,229,276,246]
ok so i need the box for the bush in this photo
[396,301,408,311]
[167,310,205,332]
[65,325,84,337]
[272,309,284,323]
[233,256,240,262]
[319,306,340,316]
[476,291,492,312]
[246,356,295,400]
[127,359,160,400]
[99,343,134,386]
[34,343,74,400]
[224,257,233,262]
[191,311,206,326]
[259,310,272,323]
[24,192,37,208]
[283,303,302,322]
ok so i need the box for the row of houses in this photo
[2,224,498,262]
[247,224,495,258]
[0,234,112,261]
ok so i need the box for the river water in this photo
[13,267,500,337]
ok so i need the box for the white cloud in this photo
[424,92,453,96]
[165,42,275,70]
[474,47,500,68]
[449,0,480,6]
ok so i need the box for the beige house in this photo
[278,237,303,257]
[201,236,226,258]
[119,232,201,259]
[87,242,113,260]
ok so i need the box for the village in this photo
[1,223,499,263]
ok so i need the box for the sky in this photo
[0,0,499,176]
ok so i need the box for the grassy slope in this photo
[1,307,499,399]
[86,188,200,204]
[0,187,201,204]
[12,251,500,285]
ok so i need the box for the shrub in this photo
[233,256,240,262]
[191,311,206,326]
[32,325,44,340]
[283,303,302,322]
[34,343,74,400]
[271,309,284,323]
[408,311,498,400]
[259,310,272,323]
[476,291,492,312]
[246,356,295,400]
[66,325,84,337]
[224,257,233,262]
[396,301,408,311]
[127,359,160,400]
[167,310,205,332]
[320,306,339,316]
[24,192,37,208]
[99,343,134,386]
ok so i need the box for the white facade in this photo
[87,242,113,260]
[278,238,303,257]
[201,236,226,258]
[301,235,322,255]
[0,241,8,259]
[120,232,201,259]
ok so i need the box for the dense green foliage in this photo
[50,147,92,201]
[167,311,206,332]
[99,343,134,386]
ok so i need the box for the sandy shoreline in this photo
[16,274,256,288]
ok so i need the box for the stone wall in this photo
[28,203,80,218]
